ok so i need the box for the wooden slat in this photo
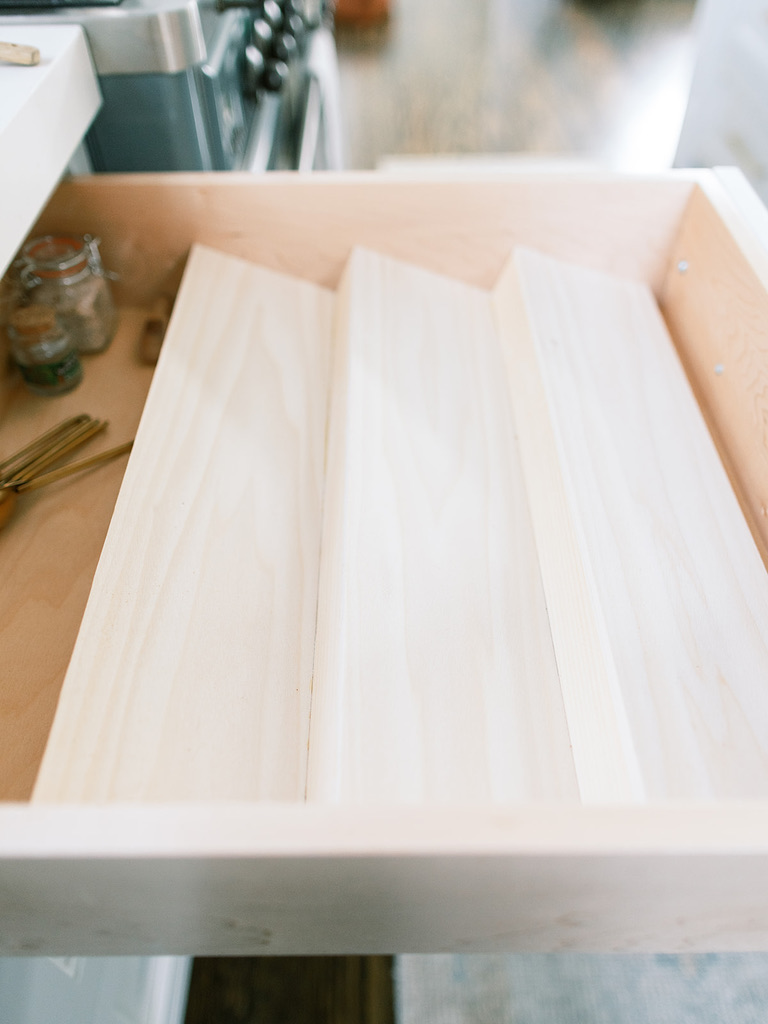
[33,244,334,802]
[307,247,578,804]
[508,247,768,800]
[492,262,644,804]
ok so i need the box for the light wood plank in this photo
[308,247,578,804]
[509,247,768,800]
[33,244,334,802]
[492,262,644,804]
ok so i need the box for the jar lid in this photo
[21,235,88,279]
[9,304,57,335]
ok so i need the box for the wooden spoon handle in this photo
[16,440,133,492]
[0,414,91,480]
[0,41,40,66]
[3,418,108,487]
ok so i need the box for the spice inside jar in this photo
[19,235,117,354]
[7,304,83,396]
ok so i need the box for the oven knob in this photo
[287,13,306,45]
[262,0,283,30]
[273,30,298,62]
[303,0,322,28]
[251,18,273,51]
[243,43,266,96]
[264,58,289,91]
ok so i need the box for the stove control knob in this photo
[286,12,306,45]
[302,0,323,28]
[251,17,273,51]
[264,58,289,91]
[262,0,283,30]
[243,43,266,96]
[272,30,298,62]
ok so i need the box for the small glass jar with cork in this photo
[18,234,117,354]
[7,304,83,396]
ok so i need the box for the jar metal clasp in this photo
[83,235,119,282]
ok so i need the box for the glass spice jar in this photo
[0,266,22,332]
[7,304,83,396]
[19,234,117,354]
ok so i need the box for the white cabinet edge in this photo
[0,25,101,279]
[713,166,768,253]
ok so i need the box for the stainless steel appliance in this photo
[0,0,343,172]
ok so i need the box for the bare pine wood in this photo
[308,247,578,804]
[30,174,695,304]
[509,247,768,800]
[33,244,334,802]
[662,183,768,569]
[0,308,154,800]
[492,262,644,804]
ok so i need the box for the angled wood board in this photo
[308,247,578,804]
[495,248,768,801]
[34,244,335,801]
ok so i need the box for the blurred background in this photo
[332,0,768,205]
[335,0,696,173]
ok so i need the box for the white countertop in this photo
[0,24,101,279]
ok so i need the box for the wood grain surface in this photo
[492,261,644,804]
[509,247,768,800]
[308,247,578,804]
[25,207,768,811]
[31,175,695,304]
[662,184,768,569]
[33,245,334,801]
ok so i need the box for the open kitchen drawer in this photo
[2,169,768,955]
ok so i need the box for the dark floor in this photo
[184,956,394,1024]
[182,1,698,1020]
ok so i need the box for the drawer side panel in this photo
[662,183,768,569]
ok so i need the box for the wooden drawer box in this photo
[3,168,768,955]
